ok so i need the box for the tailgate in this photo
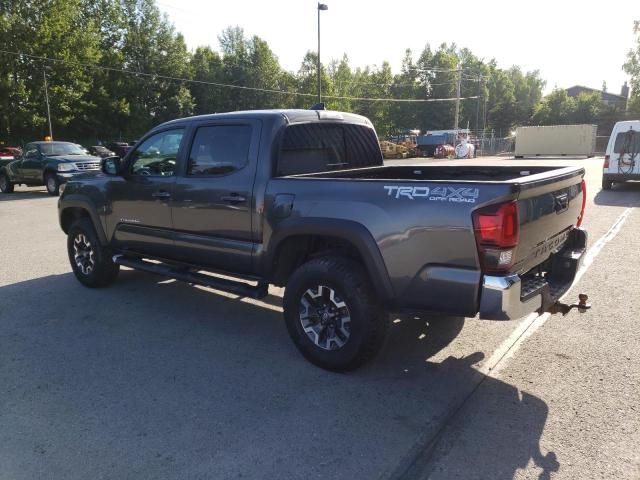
[512,167,585,274]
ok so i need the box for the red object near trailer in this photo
[434,144,455,158]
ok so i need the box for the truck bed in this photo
[286,164,578,184]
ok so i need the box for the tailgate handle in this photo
[554,193,569,213]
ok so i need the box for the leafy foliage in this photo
[0,2,636,145]
[623,20,640,118]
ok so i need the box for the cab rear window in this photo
[276,123,382,176]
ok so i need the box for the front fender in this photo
[42,163,59,181]
[58,194,108,245]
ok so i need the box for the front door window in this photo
[129,129,184,177]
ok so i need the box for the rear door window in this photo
[613,130,640,154]
[187,125,252,176]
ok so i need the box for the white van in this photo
[602,120,640,190]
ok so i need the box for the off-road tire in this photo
[67,218,119,288]
[0,173,14,193]
[283,256,389,372]
[45,173,60,196]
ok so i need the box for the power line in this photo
[333,78,477,88]
[0,49,480,103]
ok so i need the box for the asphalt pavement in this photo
[1,156,638,479]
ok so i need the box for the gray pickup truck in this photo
[58,109,589,371]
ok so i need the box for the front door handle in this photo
[152,191,171,199]
[222,194,247,203]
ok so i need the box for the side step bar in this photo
[113,255,268,299]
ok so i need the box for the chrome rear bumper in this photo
[479,228,588,320]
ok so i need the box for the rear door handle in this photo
[152,191,171,199]
[222,194,247,203]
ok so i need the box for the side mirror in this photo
[102,156,122,175]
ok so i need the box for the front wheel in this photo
[67,218,119,288]
[283,256,389,372]
[45,173,60,196]
[0,173,14,193]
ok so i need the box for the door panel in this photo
[171,121,261,273]
[108,128,185,258]
[18,144,41,182]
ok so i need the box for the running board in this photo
[113,255,268,299]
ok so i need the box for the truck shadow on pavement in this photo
[1,269,556,480]
[404,352,560,480]
[594,182,640,207]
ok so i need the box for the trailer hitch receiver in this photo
[548,293,591,316]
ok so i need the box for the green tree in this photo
[421,44,458,131]
[389,49,420,132]
[572,91,603,124]
[118,0,194,135]
[531,89,576,125]
[486,66,516,134]
[0,1,555,146]
[296,51,332,108]
[623,20,640,118]
[0,0,101,143]
[189,46,224,115]
[327,54,353,112]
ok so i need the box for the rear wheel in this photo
[283,256,389,372]
[0,173,14,193]
[45,173,60,196]
[602,176,613,190]
[67,218,119,288]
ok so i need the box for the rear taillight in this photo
[576,179,586,227]
[472,201,519,273]
[603,155,609,168]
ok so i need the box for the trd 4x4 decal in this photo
[384,185,479,203]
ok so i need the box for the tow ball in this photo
[548,294,591,316]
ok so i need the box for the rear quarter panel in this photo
[263,177,515,304]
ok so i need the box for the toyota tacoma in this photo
[58,109,589,371]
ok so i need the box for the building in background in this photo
[566,83,629,110]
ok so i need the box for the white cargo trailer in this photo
[515,125,597,158]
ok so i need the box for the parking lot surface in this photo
[1,156,639,479]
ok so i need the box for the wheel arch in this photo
[264,218,394,301]
[59,195,108,245]
[42,166,58,182]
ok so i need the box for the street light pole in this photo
[43,69,53,141]
[317,3,328,104]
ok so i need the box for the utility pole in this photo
[475,75,481,133]
[481,81,487,156]
[43,69,53,140]
[453,67,462,131]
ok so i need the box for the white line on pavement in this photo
[480,207,634,379]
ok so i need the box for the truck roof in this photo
[159,109,372,128]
